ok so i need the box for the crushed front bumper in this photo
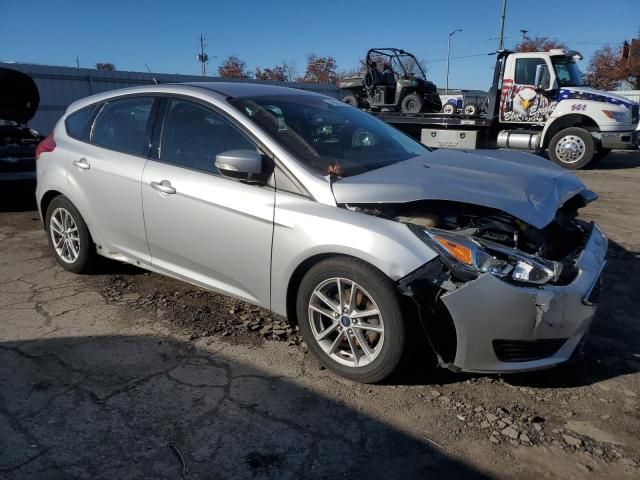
[410,223,607,373]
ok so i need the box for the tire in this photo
[45,195,97,273]
[342,95,359,107]
[548,127,595,170]
[401,93,424,114]
[442,103,456,115]
[296,257,405,383]
[463,103,479,116]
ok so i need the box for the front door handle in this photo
[73,158,90,170]
[150,179,176,195]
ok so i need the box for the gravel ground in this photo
[1,151,639,479]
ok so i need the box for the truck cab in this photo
[497,49,639,168]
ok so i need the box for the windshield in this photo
[552,57,584,87]
[230,94,428,177]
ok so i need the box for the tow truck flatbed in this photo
[371,111,496,128]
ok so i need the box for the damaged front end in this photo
[345,196,608,373]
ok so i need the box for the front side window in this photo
[230,94,427,177]
[552,57,584,87]
[514,58,547,85]
[91,97,153,156]
[159,99,257,174]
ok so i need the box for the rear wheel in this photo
[342,95,359,107]
[548,127,595,170]
[442,103,456,115]
[296,257,405,383]
[401,93,424,114]
[463,103,479,116]
[45,195,96,273]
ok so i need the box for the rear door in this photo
[141,97,274,307]
[65,96,155,262]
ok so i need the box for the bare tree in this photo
[586,46,623,90]
[218,56,250,79]
[255,64,288,81]
[298,54,338,83]
[95,62,116,71]
[515,37,567,52]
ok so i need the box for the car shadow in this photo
[0,334,492,479]
[0,181,37,212]
[585,150,640,170]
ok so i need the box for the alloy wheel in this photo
[49,207,80,264]
[308,277,384,368]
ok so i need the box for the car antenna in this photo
[145,64,160,85]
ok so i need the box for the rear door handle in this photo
[150,179,176,195]
[73,158,90,170]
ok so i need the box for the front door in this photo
[501,57,557,123]
[141,98,274,307]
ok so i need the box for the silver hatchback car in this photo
[36,83,607,383]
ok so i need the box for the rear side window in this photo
[160,99,256,174]
[65,104,98,141]
[91,97,154,156]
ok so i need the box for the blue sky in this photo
[1,0,637,89]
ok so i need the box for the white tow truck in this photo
[372,49,639,169]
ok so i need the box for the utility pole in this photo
[498,0,507,50]
[197,34,209,77]
[446,28,462,94]
[520,29,528,43]
[76,56,80,69]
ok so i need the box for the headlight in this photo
[602,109,631,123]
[414,227,562,285]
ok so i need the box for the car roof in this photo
[64,81,325,115]
[182,81,323,98]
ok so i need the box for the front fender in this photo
[270,192,436,317]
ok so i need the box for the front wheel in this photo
[401,93,424,114]
[296,257,405,383]
[548,127,595,169]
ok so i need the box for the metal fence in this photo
[1,62,341,134]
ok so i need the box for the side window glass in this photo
[65,104,98,141]
[160,99,257,174]
[91,97,153,156]
[514,58,546,85]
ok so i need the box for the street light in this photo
[446,28,462,94]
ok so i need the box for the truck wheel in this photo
[401,94,424,114]
[463,103,479,116]
[342,95,359,107]
[296,257,405,383]
[442,103,456,115]
[548,127,595,170]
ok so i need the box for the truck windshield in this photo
[230,94,428,177]
[552,57,584,87]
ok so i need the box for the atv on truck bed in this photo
[338,48,442,114]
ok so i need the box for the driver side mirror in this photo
[534,63,552,91]
[215,149,263,182]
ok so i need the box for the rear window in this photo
[65,104,98,141]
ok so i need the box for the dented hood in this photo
[332,149,594,229]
